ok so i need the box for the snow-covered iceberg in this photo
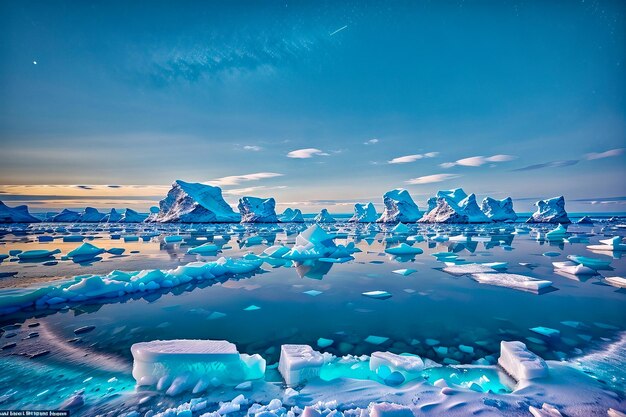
[238,197,278,223]
[280,224,357,262]
[279,208,304,223]
[419,188,491,223]
[481,197,517,222]
[526,196,571,224]
[0,201,40,223]
[51,209,81,222]
[314,208,335,223]
[349,203,377,223]
[150,180,240,223]
[377,189,420,223]
[119,208,148,223]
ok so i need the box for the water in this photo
[0,220,625,411]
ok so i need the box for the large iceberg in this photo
[102,208,122,222]
[314,208,335,223]
[77,207,106,222]
[0,201,40,223]
[279,208,304,223]
[119,208,148,223]
[419,188,490,223]
[349,202,377,223]
[238,197,278,223]
[377,189,420,223]
[481,197,517,222]
[51,209,81,222]
[150,180,240,223]
[526,196,571,224]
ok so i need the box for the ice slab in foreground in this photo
[278,344,325,387]
[149,180,241,223]
[498,341,548,381]
[238,196,278,223]
[481,197,518,222]
[471,273,552,293]
[131,339,265,395]
[349,202,378,223]
[527,196,571,224]
[0,201,41,223]
[377,189,420,223]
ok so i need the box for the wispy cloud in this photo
[406,173,462,184]
[364,139,379,145]
[243,145,262,151]
[388,152,439,164]
[223,185,288,196]
[585,148,624,160]
[441,154,516,168]
[287,148,329,159]
[208,172,283,186]
[512,160,579,171]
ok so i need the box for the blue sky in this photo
[0,0,624,213]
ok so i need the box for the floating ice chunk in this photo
[566,255,611,270]
[385,243,423,255]
[377,189,420,223]
[103,208,122,222]
[390,223,410,234]
[543,224,568,241]
[278,344,324,387]
[149,180,241,223]
[303,290,323,296]
[131,339,265,394]
[442,263,498,275]
[605,276,626,289]
[362,290,392,300]
[0,201,41,223]
[279,208,305,223]
[552,261,596,276]
[17,249,61,260]
[370,351,424,382]
[67,243,105,260]
[238,197,278,223]
[187,243,220,255]
[392,269,417,276]
[349,203,377,223]
[529,403,563,417]
[577,216,594,224]
[314,209,336,223]
[527,196,571,224]
[481,197,517,222]
[471,273,552,293]
[317,338,334,348]
[365,335,389,345]
[498,341,548,381]
[587,236,626,252]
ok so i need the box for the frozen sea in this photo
[0,216,624,415]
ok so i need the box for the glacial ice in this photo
[314,209,336,223]
[279,208,305,223]
[51,209,81,223]
[419,188,491,223]
[238,197,278,223]
[119,208,148,223]
[150,180,241,223]
[376,189,420,223]
[481,197,517,222]
[586,236,626,252]
[77,207,106,222]
[131,339,265,395]
[471,273,552,293]
[543,224,568,241]
[566,255,611,270]
[280,225,357,262]
[0,201,41,223]
[370,352,424,382]
[278,344,325,387]
[552,261,596,276]
[349,202,378,223]
[103,208,122,222]
[498,341,548,381]
[67,242,105,261]
[384,243,423,256]
[16,249,61,260]
[187,243,220,255]
[527,196,571,224]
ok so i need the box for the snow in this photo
[238,197,278,223]
[279,208,305,223]
[349,203,378,223]
[314,209,336,223]
[419,188,490,223]
[131,339,265,395]
[376,189,420,223]
[527,196,571,224]
[498,341,548,381]
[481,197,518,222]
[471,273,553,293]
[0,201,41,223]
[278,344,325,387]
[369,403,414,417]
[529,403,563,417]
[150,180,241,223]
[369,352,424,382]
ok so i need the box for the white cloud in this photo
[364,139,379,145]
[388,152,439,164]
[223,185,288,196]
[585,148,624,160]
[243,145,262,151]
[441,154,516,168]
[406,173,462,185]
[208,172,283,186]
[287,148,329,159]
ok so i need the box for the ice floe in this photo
[498,341,548,381]
[279,208,305,223]
[471,273,553,293]
[278,344,325,387]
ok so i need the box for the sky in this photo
[0,0,625,214]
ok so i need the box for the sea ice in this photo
[119,208,148,223]
[77,207,106,222]
[131,339,265,395]
[498,341,548,381]
[314,209,336,223]
[376,189,420,223]
[103,208,122,222]
[0,201,41,223]
[349,202,378,223]
[67,242,105,261]
[370,351,424,382]
[543,224,568,241]
[384,243,423,255]
[238,197,278,223]
[187,243,220,255]
[278,344,324,387]
[566,255,611,270]
[586,236,626,252]
[362,290,392,300]
[480,197,517,222]
[527,196,571,224]
[604,276,626,289]
[17,249,61,260]
[471,273,552,293]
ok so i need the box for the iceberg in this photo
[604,276,626,289]
[385,243,423,256]
[278,344,324,387]
[238,197,278,223]
[150,180,240,223]
[527,196,571,224]
[471,273,552,293]
[131,339,265,395]
[349,202,378,223]
[314,208,335,223]
[279,208,305,223]
[187,243,220,255]
[377,189,420,223]
[67,242,106,261]
[419,188,491,223]
[77,207,106,222]
[281,224,357,262]
[481,197,517,222]
[119,208,148,223]
[498,341,548,381]
[102,208,122,222]
[51,209,81,223]
[17,249,61,260]
[577,216,594,224]
[0,201,41,223]
[586,236,626,252]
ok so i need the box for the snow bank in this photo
[238,197,278,223]
[498,341,548,381]
[0,201,40,223]
[527,196,571,224]
[481,197,517,222]
[349,203,378,223]
[377,189,420,223]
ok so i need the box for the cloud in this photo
[585,148,624,160]
[388,152,439,164]
[208,172,283,186]
[512,160,579,171]
[75,185,93,190]
[364,139,379,145]
[223,185,288,196]
[440,154,516,168]
[287,148,329,159]
[406,173,462,185]
[243,145,262,151]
